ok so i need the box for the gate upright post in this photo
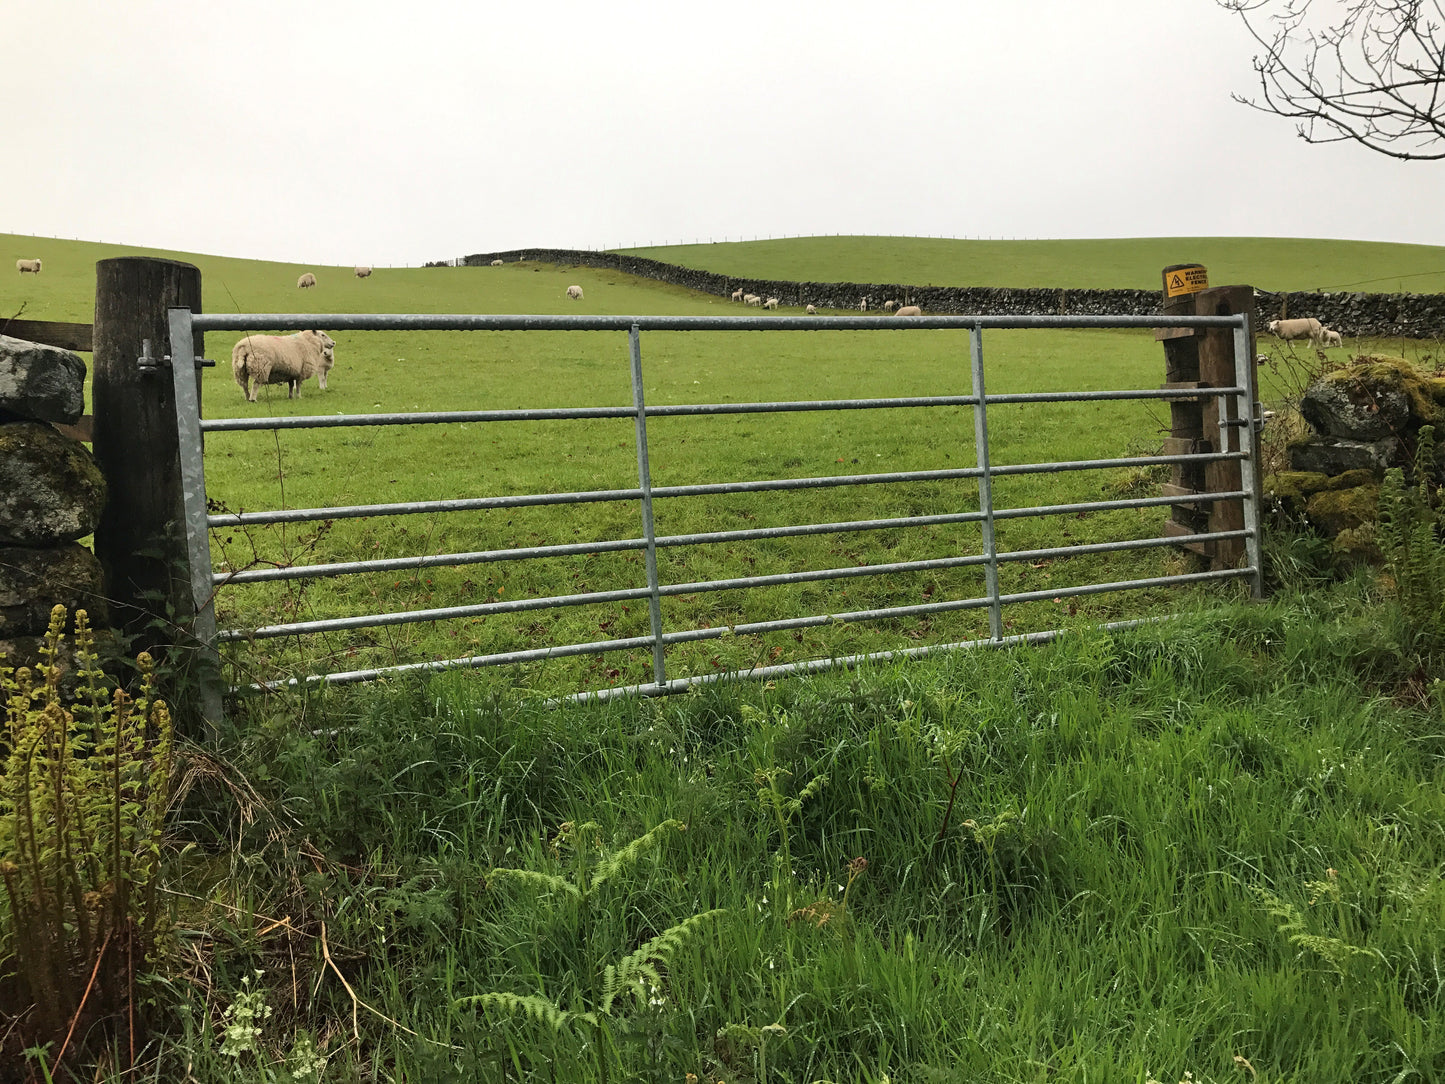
[168,307,224,734]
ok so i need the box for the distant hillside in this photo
[617,236,1445,294]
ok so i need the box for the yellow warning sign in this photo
[1165,266,1209,298]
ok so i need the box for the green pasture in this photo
[165,575,1445,1084]
[3,231,1439,694]
[621,235,1445,294]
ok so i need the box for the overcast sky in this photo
[8,0,1443,266]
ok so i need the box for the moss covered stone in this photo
[0,543,107,636]
[0,422,106,546]
[1306,483,1380,537]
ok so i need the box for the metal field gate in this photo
[168,310,1262,726]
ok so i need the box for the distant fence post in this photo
[1158,265,1259,571]
[91,257,204,659]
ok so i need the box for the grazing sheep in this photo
[805,304,817,315]
[490,259,504,267]
[232,330,336,402]
[883,300,897,312]
[731,288,744,302]
[763,297,779,309]
[1266,317,1323,344]
[744,294,762,306]
[895,305,922,317]
[566,284,584,300]
[1322,329,1343,347]
[15,258,41,274]
[354,266,373,278]
[297,272,317,288]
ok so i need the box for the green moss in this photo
[1306,483,1381,536]
[1266,470,1332,503]
[1323,469,1379,491]
[1335,356,1441,425]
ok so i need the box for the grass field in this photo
[4,233,1445,1083]
[619,235,1445,294]
[150,570,1444,1084]
[4,231,1442,695]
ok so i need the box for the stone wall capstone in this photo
[452,248,1445,338]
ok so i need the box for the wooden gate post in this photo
[1195,284,1259,569]
[1159,264,1211,555]
[92,257,204,656]
[1157,264,1258,570]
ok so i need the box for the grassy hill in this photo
[619,235,1445,293]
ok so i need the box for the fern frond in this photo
[589,819,686,891]
[598,908,727,1014]
[485,867,581,900]
[454,991,581,1031]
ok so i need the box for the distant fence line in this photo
[446,248,1445,340]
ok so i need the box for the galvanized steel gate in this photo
[168,311,1262,726]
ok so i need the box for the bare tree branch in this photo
[1219,0,1445,159]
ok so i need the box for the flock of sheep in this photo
[13,255,1354,406]
[727,289,922,317]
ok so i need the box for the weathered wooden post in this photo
[1159,264,1211,555]
[1158,265,1259,570]
[91,257,204,654]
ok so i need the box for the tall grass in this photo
[145,561,1445,1084]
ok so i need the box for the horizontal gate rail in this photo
[173,308,1261,711]
[208,453,1243,528]
[192,312,1241,333]
[199,386,1240,434]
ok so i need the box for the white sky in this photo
[8,0,1444,266]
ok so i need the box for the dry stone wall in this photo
[0,334,108,662]
[456,248,1445,337]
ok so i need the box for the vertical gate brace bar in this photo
[971,323,1003,641]
[629,325,668,686]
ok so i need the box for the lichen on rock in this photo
[0,334,86,425]
[0,422,107,546]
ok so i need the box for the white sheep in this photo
[1322,329,1343,347]
[731,288,744,302]
[763,297,779,309]
[15,258,41,274]
[232,330,336,402]
[566,284,584,300]
[744,294,762,306]
[354,266,373,279]
[297,272,317,288]
[490,259,504,267]
[859,297,869,311]
[805,304,817,315]
[1266,317,1322,344]
[895,305,922,317]
[883,300,897,312]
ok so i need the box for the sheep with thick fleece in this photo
[895,305,922,317]
[566,285,584,300]
[763,297,779,309]
[1267,317,1323,343]
[1322,329,1343,347]
[490,259,504,267]
[354,266,373,278]
[15,258,41,274]
[297,272,317,288]
[232,330,336,402]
